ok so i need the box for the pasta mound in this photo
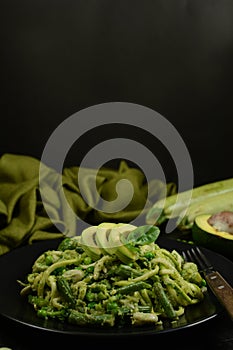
[18,236,206,328]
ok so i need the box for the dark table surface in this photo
[0,233,232,350]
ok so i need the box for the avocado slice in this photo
[192,214,233,259]
[95,222,119,255]
[109,224,138,264]
[80,226,102,261]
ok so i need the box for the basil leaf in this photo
[125,225,160,246]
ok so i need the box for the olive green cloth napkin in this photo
[0,153,176,255]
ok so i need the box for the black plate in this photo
[0,236,231,337]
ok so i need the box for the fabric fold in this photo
[0,153,176,255]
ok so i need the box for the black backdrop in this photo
[1,0,233,186]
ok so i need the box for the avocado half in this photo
[192,214,233,259]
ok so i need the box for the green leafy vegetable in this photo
[124,225,160,246]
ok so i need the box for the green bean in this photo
[57,276,76,308]
[116,281,151,295]
[37,308,68,321]
[138,305,152,313]
[115,264,142,278]
[153,281,177,319]
[68,310,115,326]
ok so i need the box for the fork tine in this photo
[189,247,206,270]
[184,248,194,263]
[184,246,213,272]
[182,248,197,265]
[181,250,188,262]
[195,247,213,270]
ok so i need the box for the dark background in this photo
[1,0,233,186]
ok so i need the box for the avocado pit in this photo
[207,211,233,235]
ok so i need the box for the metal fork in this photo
[182,246,233,320]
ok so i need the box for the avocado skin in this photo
[192,214,233,260]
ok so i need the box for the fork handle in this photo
[205,271,233,320]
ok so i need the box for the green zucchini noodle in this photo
[18,233,206,328]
